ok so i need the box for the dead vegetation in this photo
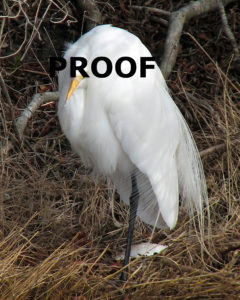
[0,0,240,299]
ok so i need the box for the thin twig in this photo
[200,143,226,157]
[0,13,6,51]
[31,48,54,84]
[0,92,8,137]
[130,5,170,17]
[0,72,21,143]
[0,20,29,60]
[150,16,168,27]
[200,138,239,157]
[21,0,53,61]
[50,0,76,24]
[186,32,240,93]
[0,2,21,19]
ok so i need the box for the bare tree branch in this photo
[217,0,240,61]
[160,0,237,79]
[16,92,59,140]
[3,91,59,165]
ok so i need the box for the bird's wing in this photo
[111,168,170,229]
[108,74,181,229]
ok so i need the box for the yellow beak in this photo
[67,74,83,101]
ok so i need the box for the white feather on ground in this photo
[116,243,168,260]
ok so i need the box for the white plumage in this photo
[58,25,207,234]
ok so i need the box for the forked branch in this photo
[160,0,237,79]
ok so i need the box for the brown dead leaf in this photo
[198,33,210,41]
[39,85,49,92]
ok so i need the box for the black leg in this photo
[120,173,139,281]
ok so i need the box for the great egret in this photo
[58,25,208,280]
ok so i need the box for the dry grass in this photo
[0,0,240,299]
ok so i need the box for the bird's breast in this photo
[58,92,131,176]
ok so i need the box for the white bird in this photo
[58,25,208,280]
